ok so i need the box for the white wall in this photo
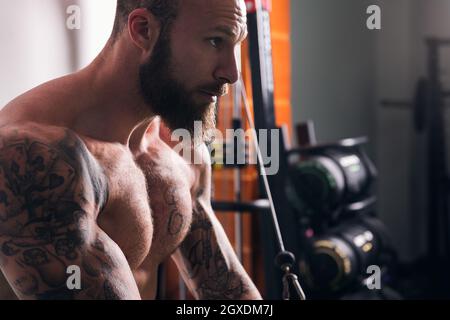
[290,0,377,149]
[76,0,117,68]
[0,0,117,109]
[0,0,72,108]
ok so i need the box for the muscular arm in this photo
[0,128,140,299]
[172,145,262,300]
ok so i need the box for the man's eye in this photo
[209,38,223,48]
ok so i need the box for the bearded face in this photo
[138,31,222,145]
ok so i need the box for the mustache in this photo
[199,83,229,96]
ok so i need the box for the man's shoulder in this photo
[0,121,109,212]
[0,121,86,150]
[0,121,71,143]
[0,121,98,175]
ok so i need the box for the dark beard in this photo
[139,33,217,144]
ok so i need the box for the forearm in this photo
[174,246,261,300]
[0,230,141,300]
[193,259,262,300]
[174,144,262,300]
[172,200,262,300]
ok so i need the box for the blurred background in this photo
[1,0,450,299]
[291,0,450,299]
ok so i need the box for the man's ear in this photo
[127,8,161,56]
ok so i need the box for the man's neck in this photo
[69,40,154,146]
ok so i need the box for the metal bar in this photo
[246,0,302,299]
[426,39,448,259]
[428,38,450,46]
[247,0,280,299]
[212,200,271,214]
[380,100,412,108]
[233,46,244,261]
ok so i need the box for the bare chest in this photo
[135,144,194,267]
[85,139,195,273]
[83,140,153,270]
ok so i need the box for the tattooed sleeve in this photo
[172,145,262,300]
[0,128,140,300]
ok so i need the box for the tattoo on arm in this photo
[0,130,135,299]
[178,190,250,300]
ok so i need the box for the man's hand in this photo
[171,144,262,300]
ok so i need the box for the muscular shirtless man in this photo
[0,0,262,300]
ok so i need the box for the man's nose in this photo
[214,50,240,85]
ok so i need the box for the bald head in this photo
[112,0,180,41]
[111,0,247,41]
[107,0,248,143]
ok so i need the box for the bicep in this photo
[0,131,140,299]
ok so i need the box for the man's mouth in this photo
[201,89,223,96]
[199,90,220,102]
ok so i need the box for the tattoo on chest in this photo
[164,187,186,236]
